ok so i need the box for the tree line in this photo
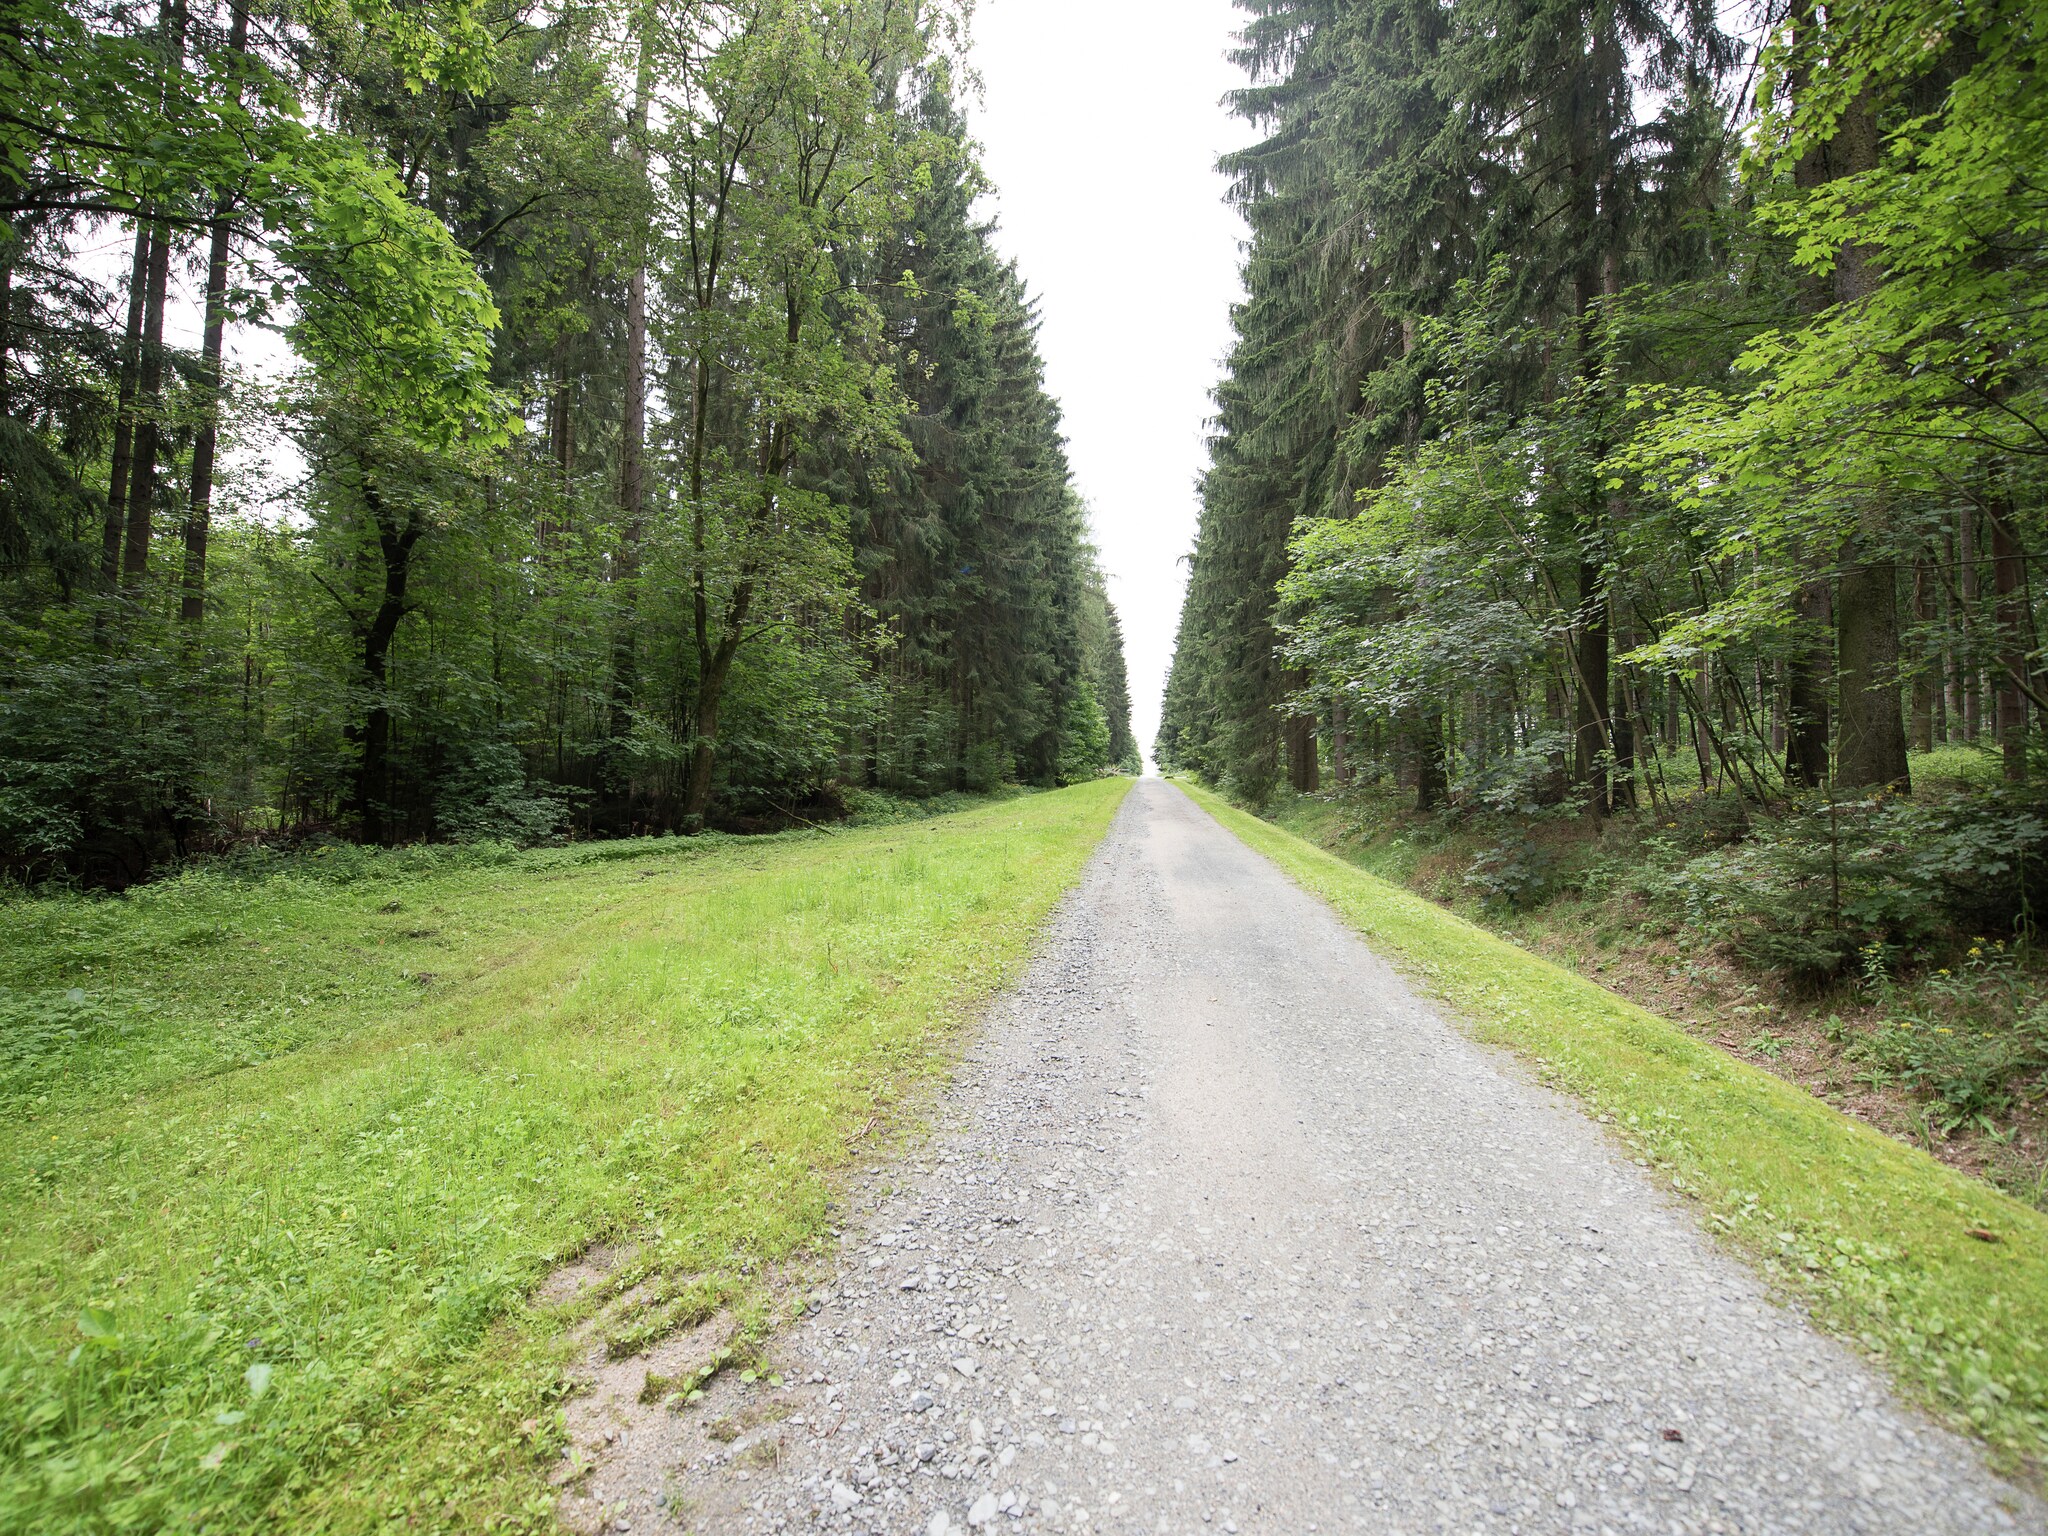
[1,0,1138,885]
[1161,0,2046,821]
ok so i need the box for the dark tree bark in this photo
[1835,549,1911,789]
[1285,709,1319,793]
[0,215,14,418]
[1572,557,1610,812]
[1784,577,1832,786]
[1991,501,2028,783]
[603,38,653,810]
[120,210,173,584]
[180,2,247,623]
[1910,559,1936,753]
[121,0,186,585]
[347,476,421,845]
[1960,501,1982,739]
[1782,1,1841,788]
[1416,709,1447,812]
[102,223,152,584]
[1829,86,1911,791]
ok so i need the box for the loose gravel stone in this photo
[609,781,2043,1534]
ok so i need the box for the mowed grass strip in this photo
[0,778,1131,1534]
[1179,780,2048,1476]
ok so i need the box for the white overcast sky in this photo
[966,0,1249,764]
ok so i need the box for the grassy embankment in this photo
[0,778,1130,1534]
[1180,778,2048,1479]
[1249,745,2048,1206]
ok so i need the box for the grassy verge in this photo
[0,778,1131,1533]
[1178,778,2048,1477]
[1255,777,2048,1206]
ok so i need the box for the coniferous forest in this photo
[0,0,1138,885]
[16,4,2048,1528]
[1164,3,2048,968]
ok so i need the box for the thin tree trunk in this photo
[1960,501,1982,739]
[1416,709,1447,812]
[1991,499,2028,782]
[1573,557,1610,812]
[121,0,186,586]
[0,214,14,419]
[103,223,151,584]
[605,30,653,809]
[180,2,247,624]
[1911,559,1936,752]
[1611,609,1637,812]
[121,208,173,584]
[1693,657,1715,789]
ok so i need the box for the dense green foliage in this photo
[1162,0,2048,875]
[0,778,1131,1532]
[1,0,1133,883]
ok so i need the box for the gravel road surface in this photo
[577,779,2039,1536]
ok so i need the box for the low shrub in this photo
[1848,942,2048,1131]
[1629,789,2048,985]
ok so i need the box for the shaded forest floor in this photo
[0,779,1131,1534]
[1259,746,2048,1212]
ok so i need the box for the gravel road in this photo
[577,779,2040,1536]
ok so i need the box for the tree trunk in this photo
[180,3,246,624]
[604,36,653,810]
[1572,558,1610,814]
[1828,85,1910,792]
[1331,700,1351,788]
[1910,559,1936,752]
[1692,657,1714,789]
[1781,0,1841,784]
[103,223,152,584]
[1960,501,1982,739]
[1416,709,1447,812]
[1286,710,1319,793]
[350,479,419,845]
[1836,548,1911,790]
[1610,623,1637,812]
[1785,575,1832,785]
[121,0,186,586]
[1991,501,2028,783]
[121,209,173,584]
[683,654,737,824]
[0,213,14,419]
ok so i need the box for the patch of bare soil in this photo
[542,1247,743,1536]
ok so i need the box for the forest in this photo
[0,0,1138,887]
[1162,0,2048,1178]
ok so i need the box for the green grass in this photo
[0,779,1131,1533]
[1178,779,2048,1478]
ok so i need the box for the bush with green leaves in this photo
[1463,834,1557,911]
[433,735,571,846]
[1632,790,2048,985]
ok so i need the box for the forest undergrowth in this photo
[0,777,1130,1534]
[1261,747,2048,1210]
